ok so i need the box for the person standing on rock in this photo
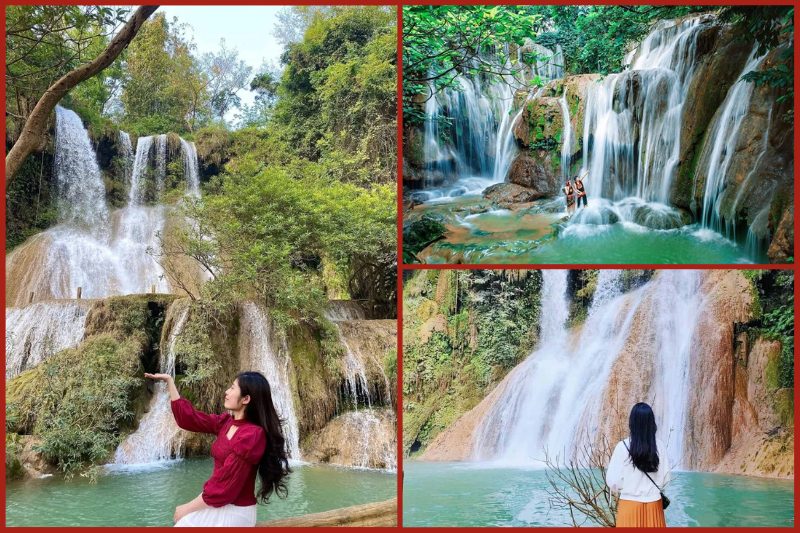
[563,180,576,214]
[145,371,291,527]
[606,402,671,527]
[575,174,588,208]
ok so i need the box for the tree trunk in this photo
[257,498,397,527]
[5,6,159,180]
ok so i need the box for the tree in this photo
[201,41,252,123]
[120,12,207,134]
[272,6,332,47]
[403,6,543,93]
[273,6,397,183]
[6,6,131,129]
[5,5,158,181]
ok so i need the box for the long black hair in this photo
[236,371,291,503]
[627,402,659,473]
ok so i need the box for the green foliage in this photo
[5,150,58,251]
[750,270,794,390]
[121,13,210,134]
[175,160,395,324]
[5,434,25,480]
[723,7,793,121]
[402,270,543,453]
[402,6,543,124]
[403,215,447,263]
[7,334,145,476]
[273,6,397,184]
[5,6,131,138]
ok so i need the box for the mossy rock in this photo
[403,215,446,263]
[287,323,338,436]
[6,333,148,475]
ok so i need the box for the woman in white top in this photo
[606,402,670,527]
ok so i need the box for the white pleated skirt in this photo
[175,504,257,527]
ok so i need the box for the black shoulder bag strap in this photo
[622,441,670,509]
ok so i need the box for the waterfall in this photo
[5,301,90,378]
[238,303,301,460]
[113,307,190,465]
[54,106,110,228]
[180,138,201,197]
[335,409,397,471]
[155,134,167,196]
[528,42,565,81]
[580,16,711,204]
[7,110,173,305]
[129,135,154,206]
[118,131,134,185]
[324,300,368,321]
[422,55,519,185]
[416,43,567,202]
[699,49,767,236]
[558,92,573,180]
[337,326,374,408]
[472,270,702,470]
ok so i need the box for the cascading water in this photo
[129,135,154,206]
[415,45,563,202]
[558,92,573,181]
[699,49,767,238]
[337,327,374,408]
[118,131,134,185]
[5,301,90,378]
[155,134,167,196]
[113,307,190,465]
[53,106,110,229]
[180,138,201,197]
[333,410,397,471]
[580,16,711,204]
[525,42,565,82]
[324,300,368,321]
[472,270,702,470]
[5,108,209,305]
[238,303,301,460]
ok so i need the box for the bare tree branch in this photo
[6,5,159,180]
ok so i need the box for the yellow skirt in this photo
[616,498,666,527]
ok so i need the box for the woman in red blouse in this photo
[145,370,291,527]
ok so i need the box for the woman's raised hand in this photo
[144,372,173,382]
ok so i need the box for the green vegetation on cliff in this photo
[6,296,173,476]
[403,270,543,454]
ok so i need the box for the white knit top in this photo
[606,438,671,503]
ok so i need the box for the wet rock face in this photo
[673,24,753,210]
[507,74,598,195]
[507,153,559,196]
[513,97,564,151]
[768,204,793,262]
[302,408,397,470]
[483,182,544,208]
[683,270,753,470]
[688,45,793,226]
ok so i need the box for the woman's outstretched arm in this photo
[145,373,230,434]
[144,373,180,400]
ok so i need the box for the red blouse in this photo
[171,398,266,507]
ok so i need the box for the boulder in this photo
[302,408,396,470]
[482,182,542,208]
[513,96,563,151]
[507,153,559,196]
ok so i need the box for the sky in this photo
[157,6,285,115]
